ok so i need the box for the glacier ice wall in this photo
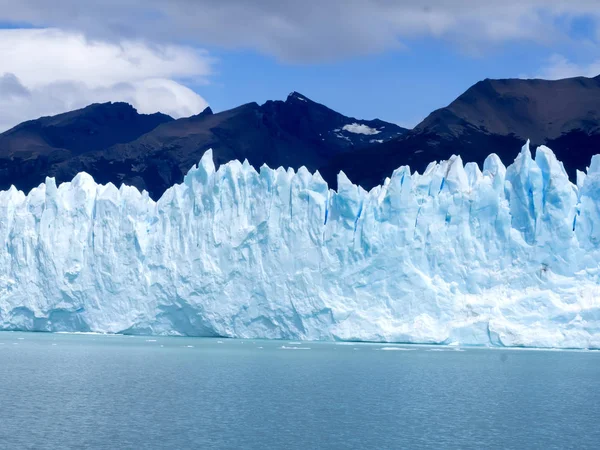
[1,141,600,348]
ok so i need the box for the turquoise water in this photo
[0,332,599,449]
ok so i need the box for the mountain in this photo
[0,92,406,198]
[1,144,599,348]
[417,76,600,140]
[0,102,173,194]
[324,75,600,189]
[0,102,173,155]
[2,75,600,197]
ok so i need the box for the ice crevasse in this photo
[1,141,600,348]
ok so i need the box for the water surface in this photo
[0,332,599,449]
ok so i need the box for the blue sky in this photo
[0,1,598,130]
[203,39,556,127]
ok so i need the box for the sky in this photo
[0,1,599,131]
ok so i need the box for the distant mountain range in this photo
[1,75,600,198]
[326,75,600,189]
[0,92,405,198]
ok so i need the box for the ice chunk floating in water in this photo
[1,142,600,348]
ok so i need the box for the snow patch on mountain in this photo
[335,133,351,142]
[1,141,600,348]
[342,123,381,135]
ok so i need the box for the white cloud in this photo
[535,54,600,80]
[0,1,600,62]
[0,28,212,131]
[0,2,599,130]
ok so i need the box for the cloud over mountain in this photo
[0,28,211,131]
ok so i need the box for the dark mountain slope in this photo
[0,102,173,156]
[40,92,406,198]
[0,102,173,194]
[325,75,600,189]
[2,75,600,198]
[416,76,600,141]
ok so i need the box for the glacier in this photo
[1,141,600,348]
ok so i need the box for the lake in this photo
[0,332,599,449]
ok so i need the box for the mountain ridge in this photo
[2,75,600,197]
[323,74,600,189]
[0,92,406,198]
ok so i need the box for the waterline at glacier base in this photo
[1,141,599,349]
